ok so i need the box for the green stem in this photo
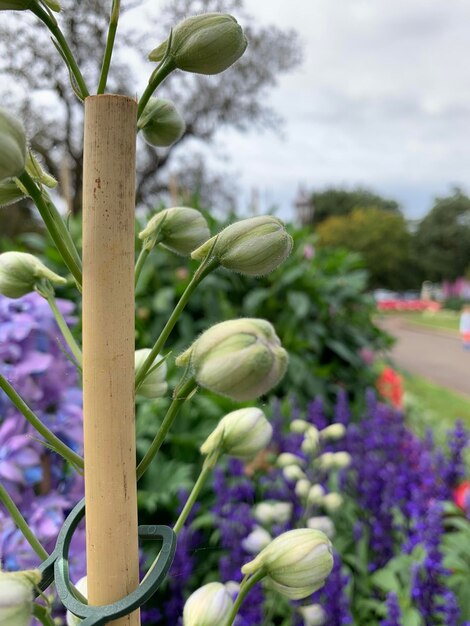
[173,462,213,535]
[225,571,266,626]
[136,378,197,481]
[0,374,84,470]
[0,482,49,561]
[135,258,218,388]
[32,604,55,626]
[97,0,121,94]
[134,248,149,288]
[45,290,82,366]
[19,172,83,287]
[137,57,175,120]
[31,2,89,100]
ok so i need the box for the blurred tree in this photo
[300,187,400,226]
[316,207,414,290]
[0,0,301,216]
[413,188,470,282]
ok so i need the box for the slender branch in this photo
[44,290,83,366]
[0,482,49,561]
[0,374,84,470]
[135,258,218,388]
[32,603,56,626]
[30,2,89,100]
[134,248,149,288]
[225,571,266,626]
[97,0,121,94]
[137,57,175,120]
[136,378,197,481]
[173,462,212,535]
[18,172,83,287]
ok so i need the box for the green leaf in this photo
[371,569,400,593]
[402,607,422,626]
[287,290,310,319]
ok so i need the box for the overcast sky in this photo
[132,1,470,220]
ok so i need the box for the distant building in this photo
[295,187,313,225]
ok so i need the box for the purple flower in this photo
[381,592,402,626]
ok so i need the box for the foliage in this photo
[316,207,415,290]
[413,188,470,283]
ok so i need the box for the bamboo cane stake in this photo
[82,94,140,626]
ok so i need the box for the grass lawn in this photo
[396,310,460,333]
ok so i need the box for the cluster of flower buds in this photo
[149,13,247,76]
[0,569,41,626]
[201,407,272,460]
[137,98,185,148]
[139,206,210,257]
[176,318,288,401]
[0,251,66,299]
[134,349,168,398]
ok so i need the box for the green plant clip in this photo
[36,498,176,625]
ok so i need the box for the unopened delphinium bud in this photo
[283,465,306,482]
[241,525,272,554]
[138,98,185,147]
[66,577,87,626]
[135,349,168,398]
[323,492,343,513]
[307,516,335,538]
[290,419,310,433]
[295,478,311,499]
[301,426,320,454]
[320,423,346,441]
[0,109,26,181]
[307,484,325,506]
[277,452,305,468]
[176,318,288,401]
[298,604,327,626]
[0,252,66,298]
[254,501,292,525]
[0,1,32,10]
[183,582,233,626]
[0,569,41,626]
[139,206,210,256]
[317,451,351,471]
[192,215,293,276]
[241,529,334,600]
[149,13,247,75]
[201,407,272,459]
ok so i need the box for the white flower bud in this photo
[253,501,292,525]
[323,493,343,513]
[299,604,327,626]
[139,206,210,256]
[318,452,351,471]
[307,484,325,506]
[0,569,41,626]
[276,453,305,468]
[0,109,26,181]
[192,215,293,276]
[295,478,311,499]
[241,525,272,554]
[306,516,335,539]
[0,252,66,298]
[183,582,233,626]
[283,465,305,482]
[138,98,185,148]
[66,577,87,626]
[301,426,320,455]
[176,318,288,401]
[135,349,168,398]
[241,529,333,600]
[290,419,310,433]
[320,424,346,441]
[149,13,247,75]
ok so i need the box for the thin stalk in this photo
[225,571,266,626]
[0,482,49,561]
[30,3,89,100]
[134,248,149,287]
[136,378,197,481]
[135,258,218,388]
[0,374,84,470]
[32,604,55,626]
[97,0,121,94]
[173,462,213,535]
[44,290,82,366]
[18,172,83,287]
[137,57,175,120]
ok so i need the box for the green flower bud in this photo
[0,1,32,10]
[301,426,320,455]
[283,465,306,482]
[137,98,185,148]
[201,407,272,459]
[135,349,168,399]
[317,451,351,471]
[139,207,210,256]
[0,252,66,299]
[277,452,305,468]
[0,109,26,181]
[183,582,233,626]
[26,151,57,188]
[241,529,333,600]
[0,569,41,626]
[0,178,26,207]
[290,419,310,433]
[295,478,311,499]
[176,318,288,401]
[307,484,325,506]
[322,492,343,513]
[149,13,247,75]
[42,0,61,11]
[320,423,346,441]
[192,215,293,276]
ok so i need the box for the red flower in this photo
[453,481,470,511]
[376,367,403,410]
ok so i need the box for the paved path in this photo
[382,316,470,397]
